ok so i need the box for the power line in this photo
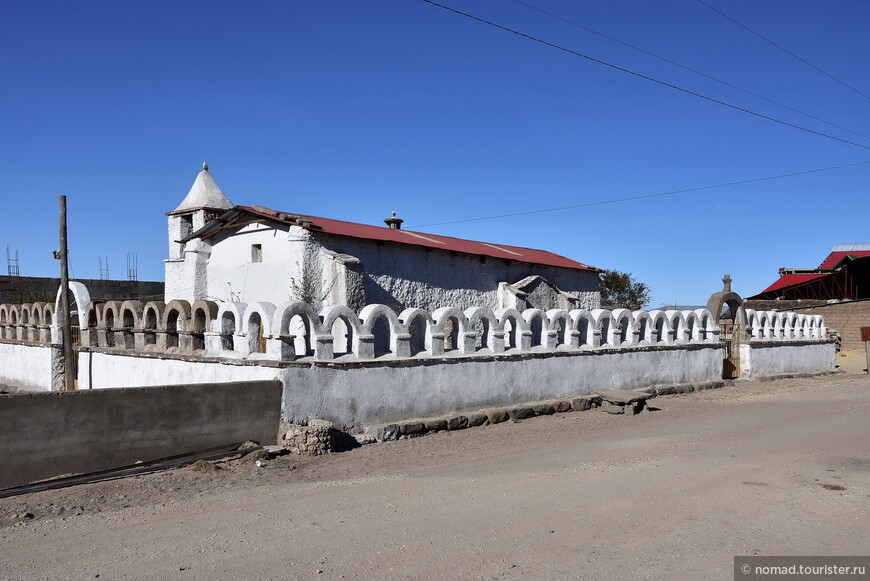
[509,0,870,141]
[405,160,870,229]
[695,0,870,102]
[419,0,870,151]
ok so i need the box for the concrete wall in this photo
[740,341,836,378]
[0,380,282,489]
[0,341,55,391]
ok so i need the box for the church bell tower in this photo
[164,163,233,302]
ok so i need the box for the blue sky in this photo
[1,0,867,308]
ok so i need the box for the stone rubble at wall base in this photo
[354,374,848,443]
[279,418,336,456]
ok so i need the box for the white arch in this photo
[682,310,702,343]
[465,307,500,353]
[785,312,800,339]
[793,314,808,340]
[432,306,472,354]
[400,307,434,356]
[360,304,406,357]
[240,302,275,357]
[271,301,323,358]
[610,308,635,346]
[546,309,571,349]
[806,315,818,340]
[51,281,91,342]
[320,304,364,358]
[646,310,668,344]
[568,309,595,348]
[632,310,654,345]
[813,314,827,339]
[213,302,247,336]
[591,309,616,348]
[693,308,716,342]
[494,308,529,351]
[663,310,687,344]
[521,308,548,349]
[744,309,760,340]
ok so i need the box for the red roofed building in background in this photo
[165,165,602,312]
[749,244,870,301]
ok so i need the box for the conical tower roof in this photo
[170,163,233,214]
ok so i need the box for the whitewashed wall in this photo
[166,222,307,305]
[0,342,55,391]
[77,351,280,389]
[68,344,721,429]
[740,342,836,378]
[278,345,723,429]
[164,220,600,312]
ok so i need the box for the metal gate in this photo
[721,321,740,379]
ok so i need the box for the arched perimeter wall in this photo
[0,287,836,426]
[1,299,832,359]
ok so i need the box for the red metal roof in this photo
[238,206,599,272]
[818,250,870,270]
[758,272,831,295]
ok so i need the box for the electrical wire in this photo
[696,0,870,102]
[509,0,870,140]
[405,159,870,229]
[419,0,870,151]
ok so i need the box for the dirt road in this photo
[2,373,868,580]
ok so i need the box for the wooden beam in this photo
[201,218,266,240]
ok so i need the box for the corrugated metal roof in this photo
[831,243,870,252]
[759,272,831,295]
[238,206,600,272]
[818,250,870,270]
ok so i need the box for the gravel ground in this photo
[1,371,868,580]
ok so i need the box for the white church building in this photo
[165,164,601,312]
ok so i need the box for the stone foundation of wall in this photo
[279,419,336,455]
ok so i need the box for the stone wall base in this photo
[279,419,336,455]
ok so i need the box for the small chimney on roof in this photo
[384,210,404,230]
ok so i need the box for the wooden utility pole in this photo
[59,195,75,391]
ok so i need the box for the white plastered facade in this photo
[164,168,600,312]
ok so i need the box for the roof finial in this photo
[202,162,209,171]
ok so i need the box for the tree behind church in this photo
[599,269,650,310]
